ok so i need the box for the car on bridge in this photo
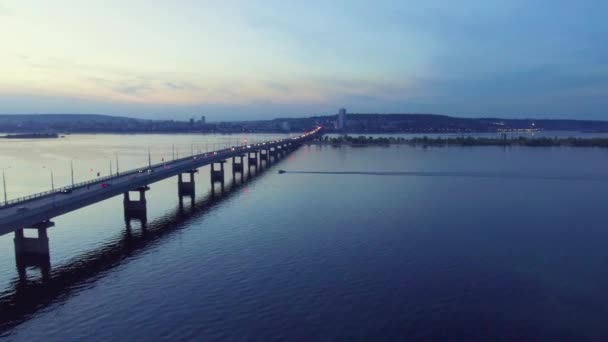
[61,188,73,194]
[101,183,111,188]
[16,206,28,212]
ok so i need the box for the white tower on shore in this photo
[337,108,346,130]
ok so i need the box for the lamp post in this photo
[115,152,119,176]
[44,167,55,191]
[2,170,6,205]
[43,166,55,207]
[1,167,11,205]
[70,160,75,188]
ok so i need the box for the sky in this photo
[0,0,607,121]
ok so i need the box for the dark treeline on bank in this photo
[1,133,59,139]
[318,135,608,148]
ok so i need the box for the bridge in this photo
[0,147,299,332]
[0,126,322,271]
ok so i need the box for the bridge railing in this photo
[0,171,125,208]
[0,128,321,209]
[0,151,212,209]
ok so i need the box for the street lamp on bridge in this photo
[148,147,152,168]
[42,166,55,207]
[115,152,120,176]
[70,160,75,188]
[109,159,113,182]
[1,166,11,205]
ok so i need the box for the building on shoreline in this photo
[337,108,347,130]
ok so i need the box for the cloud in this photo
[12,55,216,101]
[0,5,12,16]
[164,82,202,91]
[82,76,150,97]
[3,1,608,120]
[266,81,290,92]
[114,84,152,96]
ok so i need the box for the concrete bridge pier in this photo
[260,149,269,163]
[232,154,245,183]
[14,220,54,281]
[210,179,224,197]
[271,147,279,162]
[178,169,197,196]
[124,186,150,222]
[248,151,259,169]
[211,160,226,187]
[232,155,245,173]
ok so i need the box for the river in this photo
[1,134,608,341]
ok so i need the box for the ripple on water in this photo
[2,146,608,340]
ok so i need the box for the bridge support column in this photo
[211,161,226,192]
[260,149,269,163]
[268,147,279,163]
[14,220,54,281]
[248,151,258,169]
[178,170,197,196]
[232,155,245,183]
[232,155,245,173]
[124,186,150,222]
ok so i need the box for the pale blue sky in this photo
[0,0,606,120]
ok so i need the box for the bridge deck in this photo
[0,127,321,235]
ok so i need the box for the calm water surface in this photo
[1,134,608,341]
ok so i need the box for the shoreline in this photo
[310,136,608,148]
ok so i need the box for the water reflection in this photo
[0,150,281,335]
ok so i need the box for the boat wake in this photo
[277,170,608,182]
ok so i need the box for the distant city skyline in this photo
[0,1,607,121]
